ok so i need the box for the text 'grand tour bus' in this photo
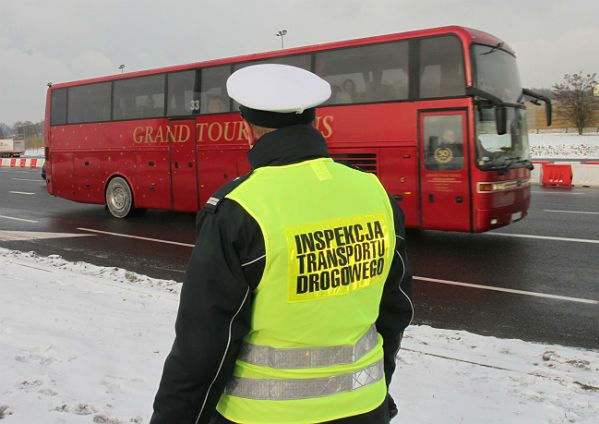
[44,26,551,232]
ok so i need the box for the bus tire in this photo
[105,176,135,218]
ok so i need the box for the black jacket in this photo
[151,125,413,424]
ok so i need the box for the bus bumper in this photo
[474,207,528,232]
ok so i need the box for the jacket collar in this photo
[247,124,330,169]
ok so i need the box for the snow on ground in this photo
[529,133,599,159]
[21,148,43,158]
[0,248,598,423]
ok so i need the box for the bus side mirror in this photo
[522,88,552,127]
[545,101,552,127]
[495,106,507,135]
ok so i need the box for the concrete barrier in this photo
[530,160,599,187]
[531,162,543,184]
[0,158,45,168]
[572,164,599,187]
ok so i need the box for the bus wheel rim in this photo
[107,179,131,217]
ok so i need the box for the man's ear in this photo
[242,120,256,148]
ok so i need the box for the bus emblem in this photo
[434,147,454,164]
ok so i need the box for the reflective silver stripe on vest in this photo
[225,358,384,400]
[237,326,379,369]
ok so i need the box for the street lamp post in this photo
[118,64,125,74]
[275,30,287,49]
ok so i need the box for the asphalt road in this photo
[1,167,598,349]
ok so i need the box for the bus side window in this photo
[67,82,111,124]
[315,40,409,106]
[51,88,68,126]
[234,54,311,73]
[424,115,464,171]
[167,70,200,116]
[419,36,465,99]
[200,65,231,115]
[113,75,165,120]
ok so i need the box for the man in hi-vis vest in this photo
[151,64,413,424]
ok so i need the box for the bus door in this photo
[418,110,471,231]
[168,119,198,211]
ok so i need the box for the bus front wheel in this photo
[105,176,135,218]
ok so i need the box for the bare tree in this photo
[10,120,44,149]
[12,121,34,138]
[552,72,598,135]
[0,122,11,138]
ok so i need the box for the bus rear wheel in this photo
[105,176,135,218]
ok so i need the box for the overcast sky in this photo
[1,0,598,125]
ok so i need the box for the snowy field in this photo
[529,133,599,159]
[21,148,43,158]
[1,248,597,423]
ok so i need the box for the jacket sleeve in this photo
[150,200,264,424]
[376,197,414,388]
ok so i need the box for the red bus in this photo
[44,26,550,232]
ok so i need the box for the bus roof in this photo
[50,26,507,89]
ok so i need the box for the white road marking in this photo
[487,232,599,244]
[531,190,584,195]
[77,227,195,247]
[11,178,42,182]
[543,209,599,215]
[0,231,96,241]
[73,228,598,305]
[9,191,35,195]
[414,276,598,305]
[0,215,38,223]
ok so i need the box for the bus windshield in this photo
[472,44,521,103]
[476,106,530,170]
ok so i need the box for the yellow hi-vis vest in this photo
[216,158,396,424]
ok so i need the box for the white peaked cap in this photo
[227,64,331,114]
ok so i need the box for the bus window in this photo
[315,41,409,105]
[113,74,165,120]
[167,70,200,116]
[419,36,465,99]
[67,82,111,124]
[233,54,311,72]
[472,44,521,103]
[200,65,231,114]
[423,114,464,171]
[51,88,67,125]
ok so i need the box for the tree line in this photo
[551,72,598,135]
[0,121,44,149]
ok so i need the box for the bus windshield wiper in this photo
[483,155,519,172]
[480,42,504,55]
[497,156,523,172]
